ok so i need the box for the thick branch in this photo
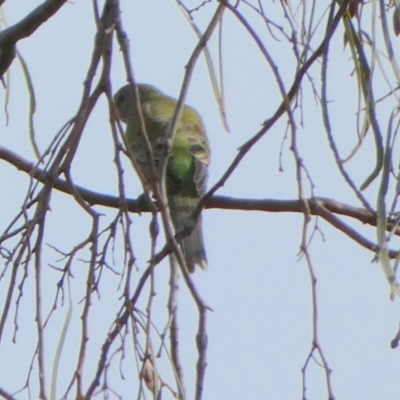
[0,0,68,76]
[0,145,375,220]
[1,144,397,261]
[0,0,68,44]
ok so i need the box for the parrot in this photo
[114,83,210,272]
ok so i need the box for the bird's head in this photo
[114,83,163,122]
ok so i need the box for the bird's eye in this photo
[115,94,124,105]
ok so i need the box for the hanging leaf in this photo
[394,5,400,36]
[348,0,363,18]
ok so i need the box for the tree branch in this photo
[2,144,398,261]
[0,0,68,76]
[0,0,68,44]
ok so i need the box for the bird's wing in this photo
[186,123,210,196]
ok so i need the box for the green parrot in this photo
[114,83,210,272]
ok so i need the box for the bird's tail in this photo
[168,195,207,273]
